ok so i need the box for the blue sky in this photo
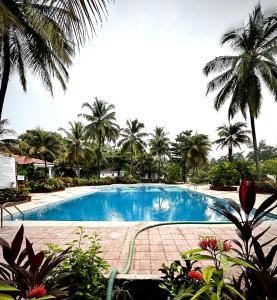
[3,0,277,157]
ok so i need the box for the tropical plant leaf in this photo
[254,194,277,219]
[202,266,216,284]
[0,293,14,300]
[264,244,277,270]
[190,285,210,300]
[225,256,256,270]
[225,284,246,300]
[10,225,24,263]
[0,285,18,291]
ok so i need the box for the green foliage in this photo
[255,179,277,193]
[233,156,255,180]
[0,225,70,299]
[247,140,277,161]
[160,239,247,300]
[112,281,133,300]
[190,169,209,184]
[213,181,277,299]
[209,162,240,187]
[261,159,277,183]
[164,163,182,183]
[47,227,109,300]
[0,186,30,203]
[28,178,65,192]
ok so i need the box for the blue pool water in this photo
[14,185,231,222]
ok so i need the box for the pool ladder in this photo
[0,201,24,227]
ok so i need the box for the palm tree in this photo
[186,133,211,175]
[118,119,147,175]
[78,97,119,177]
[204,4,277,180]
[0,0,109,119]
[149,127,170,178]
[214,122,251,162]
[19,127,62,178]
[0,118,17,153]
[170,130,193,181]
[58,121,93,177]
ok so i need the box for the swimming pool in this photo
[13,185,233,222]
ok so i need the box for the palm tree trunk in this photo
[44,159,48,179]
[97,138,102,178]
[0,33,11,120]
[130,151,133,175]
[249,112,261,180]
[228,146,233,162]
[158,157,161,179]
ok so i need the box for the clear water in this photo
[14,185,231,222]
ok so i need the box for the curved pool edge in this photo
[2,183,277,222]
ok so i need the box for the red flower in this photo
[239,179,256,215]
[188,271,203,281]
[223,241,232,252]
[199,237,219,251]
[199,237,232,252]
[27,285,47,299]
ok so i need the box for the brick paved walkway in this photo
[0,224,276,275]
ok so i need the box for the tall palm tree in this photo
[78,97,119,177]
[0,0,109,119]
[58,121,93,177]
[215,122,251,162]
[19,127,62,178]
[204,4,277,180]
[118,119,147,175]
[186,133,211,175]
[149,127,170,178]
[0,118,17,153]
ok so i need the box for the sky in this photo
[3,0,277,158]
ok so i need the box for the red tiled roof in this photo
[0,153,52,165]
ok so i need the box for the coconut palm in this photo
[78,97,119,177]
[204,4,277,180]
[118,119,147,175]
[149,127,170,178]
[19,127,62,178]
[170,130,193,181]
[215,122,251,162]
[0,118,17,153]
[0,0,109,119]
[186,133,211,175]
[58,121,93,177]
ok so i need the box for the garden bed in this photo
[210,185,237,191]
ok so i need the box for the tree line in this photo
[1,97,276,183]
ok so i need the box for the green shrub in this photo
[190,169,209,184]
[261,158,277,183]
[255,179,277,193]
[165,163,182,183]
[0,186,30,203]
[209,162,240,187]
[29,178,65,192]
[47,227,109,300]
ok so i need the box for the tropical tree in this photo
[135,152,156,179]
[0,0,109,119]
[19,127,62,178]
[58,121,93,177]
[204,4,277,180]
[0,118,17,153]
[247,140,277,161]
[78,97,119,177]
[186,133,211,175]
[118,119,147,175]
[170,130,192,181]
[214,122,251,162]
[149,127,170,178]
